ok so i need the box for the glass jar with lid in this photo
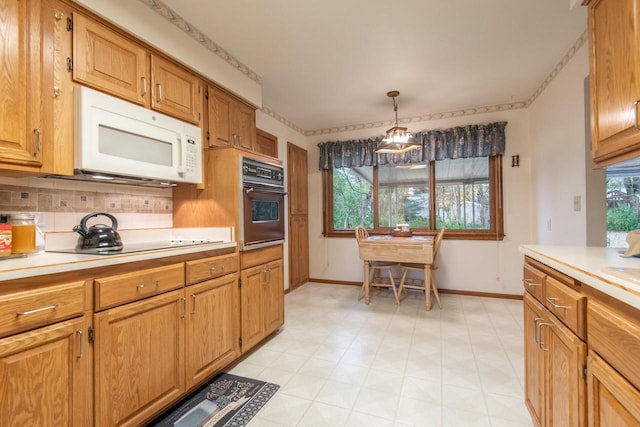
[9,213,36,254]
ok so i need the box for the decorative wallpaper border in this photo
[139,0,587,137]
[139,0,261,84]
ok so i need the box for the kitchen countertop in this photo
[0,227,236,281]
[520,245,640,310]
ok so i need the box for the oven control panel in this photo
[241,157,284,189]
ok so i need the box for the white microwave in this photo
[74,86,202,186]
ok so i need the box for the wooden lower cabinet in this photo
[240,255,284,352]
[524,293,587,427]
[525,293,546,426]
[186,273,240,388]
[94,289,185,427]
[0,315,91,427]
[264,259,284,334]
[93,253,243,426]
[545,311,587,426]
[588,351,640,426]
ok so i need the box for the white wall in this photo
[529,43,590,245]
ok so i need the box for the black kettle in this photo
[73,212,123,251]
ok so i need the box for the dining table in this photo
[358,235,435,309]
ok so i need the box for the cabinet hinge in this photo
[205,90,209,100]
[582,364,588,380]
[66,57,73,72]
[88,326,95,344]
[238,337,243,348]
[238,278,241,288]
[206,130,210,141]
[66,16,73,31]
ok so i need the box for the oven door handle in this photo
[244,186,288,195]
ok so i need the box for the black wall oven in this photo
[240,157,286,250]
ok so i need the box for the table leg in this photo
[364,261,371,304]
[424,265,432,311]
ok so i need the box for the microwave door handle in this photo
[177,133,186,176]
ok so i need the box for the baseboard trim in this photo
[308,278,360,287]
[307,278,523,300]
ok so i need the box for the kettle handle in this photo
[73,212,119,236]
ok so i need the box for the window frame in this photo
[322,155,504,240]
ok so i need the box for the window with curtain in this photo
[319,122,506,240]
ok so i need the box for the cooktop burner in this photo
[47,239,222,255]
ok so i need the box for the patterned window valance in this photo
[317,121,507,170]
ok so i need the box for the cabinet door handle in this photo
[137,280,159,290]
[16,304,58,316]
[33,128,41,154]
[545,297,570,310]
[533,317,543,345]
[181,297,187,319]
[538,322,553,351]
[141,77,147,96]
[77,330,84,359]
[635,100,639,130]
[190,293,196,315]
[156,83,163,102]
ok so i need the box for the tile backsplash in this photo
[0,176,173,232]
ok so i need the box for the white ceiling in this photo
[158,0,587,134]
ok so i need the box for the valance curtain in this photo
[317,121,507,170]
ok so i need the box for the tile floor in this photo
[229,282,533,427]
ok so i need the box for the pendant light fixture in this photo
[374,90,422,154]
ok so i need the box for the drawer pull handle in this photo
[137,280,160,290]
[522,278,540,287]
[77,330,84,359]
[210,265,224,274]
[16,304,58,316]
[545,297,570,310]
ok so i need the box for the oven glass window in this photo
[252,200,279,222]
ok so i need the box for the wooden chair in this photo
[398,226,445,310]
[355,226,400,304]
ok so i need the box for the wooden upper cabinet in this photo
[0,0,74,176]
[0,0,46,171]
[208,86,233,147]
[587,0,640,167]
[73,12,203,125]
[151,56,202,125]
[207,85,256,150]
[72,12,148,106]
[233,101,256,151]
[255,128,278,158]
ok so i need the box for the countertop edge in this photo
[519,245,640,311]
[0,241,237,282]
